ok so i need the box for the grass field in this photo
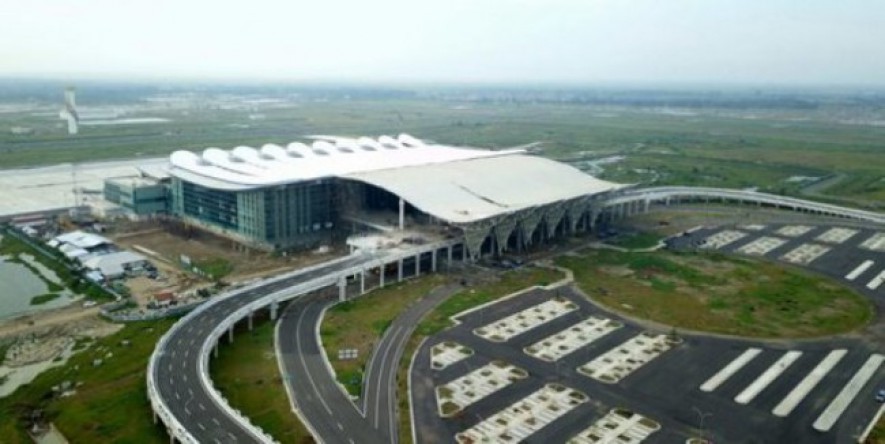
[556,249,873,338]
[0,319,174,444]
[3,97,884,206]
[320,274,449,396]
[210,319,313,444]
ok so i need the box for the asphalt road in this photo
[277,274,463,444]
[152,254,371,443]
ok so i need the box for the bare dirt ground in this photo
[0,305,104,341]
[109,221,342,282]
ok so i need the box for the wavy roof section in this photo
[168,134,623,223]
[169,134,518,189]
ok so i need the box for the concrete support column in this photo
[397,259,403,281]
[228,325,234,344]
[247,311,253,331]
[462,243,467,261]
[360,270,366,294]
[447,246,453,266]
[398,198,405,230]
[643,199,650,213]
[214,342,219,358]
[379,265,385,288]
[415,253,421,277]
[431,249,437,272]
[338,275,347,302]
[270,302,278,320]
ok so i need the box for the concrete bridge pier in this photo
[397,259,404,282]
[431,249,437,272]
[270,302,279,320]
[338,275,347,302]
[379,265,385,288]
[228,325,234,344]
[247,311,253,331]
[415,253,421,277]
[360,270,366,295]
[447,246,453,267]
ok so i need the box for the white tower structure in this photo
[59,87,79,135]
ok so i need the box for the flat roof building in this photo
[167,134,624,256]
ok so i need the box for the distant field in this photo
[2,97,884,206]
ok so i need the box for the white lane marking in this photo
[296,302,333,415]
[846,260,874,281]
[175,392,180,400]
[197,422,206,431]
[337,422,343,430]
[701,348,762,392]
[735,351,803,404]
[199,402,206,411]
[813,354,885,432]
[374,327,402,429]
[867,270,885,290]
[212,417,220,426]
[773,350,847,417]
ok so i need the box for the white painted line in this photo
[579,332,680,384]
[734,351,803,405]
[701,230,747,249]
[474,297,578,343]
[846,260,874,281]
[813,354,885,432]
[524,316,623,362]
[866,270,885,290]
[569,408,661,444]
[772,350,847,417]
[700,348,763,392]
[455,383,588,443]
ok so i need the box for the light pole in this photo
[692,406,712,444]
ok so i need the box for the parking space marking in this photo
[860,233,885,252]
[524,316,623,362]
[781,243,831,265]
[578,332,681,384]
[568,408,661,444]
[455,383,588,444]
[867,270,885,291]
[430,342,473,371]
[813,354,885,432]
[776,225,814,237]
[816,227,858,244]
[473,297,578,343]
[738,224,767,231]
[736,236,787,256]
[846,260,875,281]
[700,348,763,392]
[772,349,847,417]
[734,351,803,405]
[435,361,528,417]
[701,230,747,249]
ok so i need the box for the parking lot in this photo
[410,223,885,443]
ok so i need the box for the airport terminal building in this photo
[167,134,624,257]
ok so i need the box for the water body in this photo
[0,256,76,320]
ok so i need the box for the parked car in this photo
[876,389,885,403]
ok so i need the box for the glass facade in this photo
[171,177,334,250]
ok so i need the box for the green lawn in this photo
[320,274,450,396]
[556,249,873,338]
[0,319,175,444]
[210,319,313,444]
[867,417,885,444]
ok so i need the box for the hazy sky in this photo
[2,0,884,85]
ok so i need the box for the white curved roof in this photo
[343,155,623,224]
[168,134,623,223]
[169,135,521,190]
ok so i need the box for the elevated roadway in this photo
[603,186,885,225]
[148,240,460,443]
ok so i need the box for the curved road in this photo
[277,282,463,443]
[151,254,372,443]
